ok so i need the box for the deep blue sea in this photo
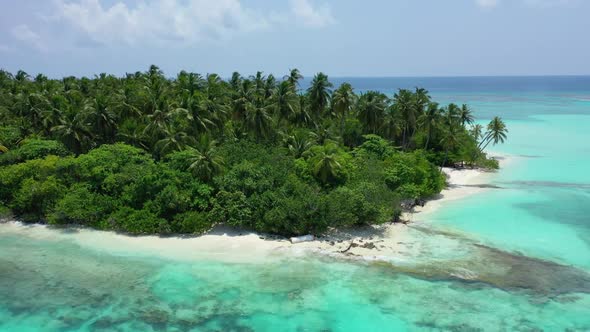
[1,76,590,331]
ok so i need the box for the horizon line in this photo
[2,67,589,80]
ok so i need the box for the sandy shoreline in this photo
[0,155,510,264]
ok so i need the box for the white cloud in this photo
[290,0,335,28]
[0,44,15,53]
[6,0,336,52]
[52,0,272,46]
[476,0,500,8]
[11,24,47,52]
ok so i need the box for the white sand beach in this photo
[0,155,510,264]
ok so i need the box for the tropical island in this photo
[0,66,507,237]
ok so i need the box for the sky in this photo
[0,0,589,78]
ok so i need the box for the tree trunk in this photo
[441,149,449,172]
[424,127,431,150]
[402,126,407,150]
[340,114,345,144]
[481,139,493,151]
[477,132,492,150]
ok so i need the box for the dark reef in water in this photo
[370,226,590,297]
[504,180,590,189]
[462,184,504,189]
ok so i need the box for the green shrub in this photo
[304,143,352,186]
[107,207,170,235]
[0,204,11,217]
[0,126,21,148]
[383,151,445,199]
[172,211,214,234]
[48,184,116,226]
[11,176,66,221]
[354,134,395,160]
[0,155,62,203]
[476,156,500,169]
[259,176,325,236]
[342,118,363,148]
[322,187,371,227]
[0,139,70,166]
[209,191,253,228]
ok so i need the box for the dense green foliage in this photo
[0,139,70,165]
[0,67,506,236]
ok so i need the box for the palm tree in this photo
[113,85,142,120]
[41,94,68,136]
[244,104,273,141]
[147,65,164,84]
[459,104,475,127]
[480,116,508,151]
[155,130,196,157]
[470,124,484,143]
[229,72,242,90]
[312,147,342,185]
[307,72,333,119]
[177,92,215,135]
[199,91,229,133]
[176,71,204,95]
[468,124,485,167]
[186,134,225,182]
[251,71,267,104]
[413,87,431,118]
[284,131,314,158]
[14,92,49,130]
[15,70,30,83]
[232,79,254,122]
[393,89,415,149]
[332,83,356,140]
[284,68,303,91]
[270,80,299,126]
[143,66,168,115]
[198,74,230,131]
[0,71,13,95]
[292,95,313,127]
[381,107,402,143]
[144,107,190,139]
[440,125,460,169]
[445,103,461,124]
[117,127,150,151]
[61,76,78,93]
[419,102,442,150]
[86,95,118,143]
[358,91,388,134]
[310,123,336,145]
[52,112,93,154]
[34,74,48,90]
[264,74,276,99]
[144,108,172,138]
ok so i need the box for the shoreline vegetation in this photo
[0,155,505,263]
[0,66,507,237]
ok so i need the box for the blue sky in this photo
[1,0,589,77]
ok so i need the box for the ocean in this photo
[1,76,590,331]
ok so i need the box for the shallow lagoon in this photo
[430,115,590,270]
[1,229,589,332]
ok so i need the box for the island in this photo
[0,66,507,237]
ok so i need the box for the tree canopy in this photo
[0,66,506,236]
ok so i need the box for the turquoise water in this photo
[2,77,590,331]
[430,114,590,270]
[1,229,589,332]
